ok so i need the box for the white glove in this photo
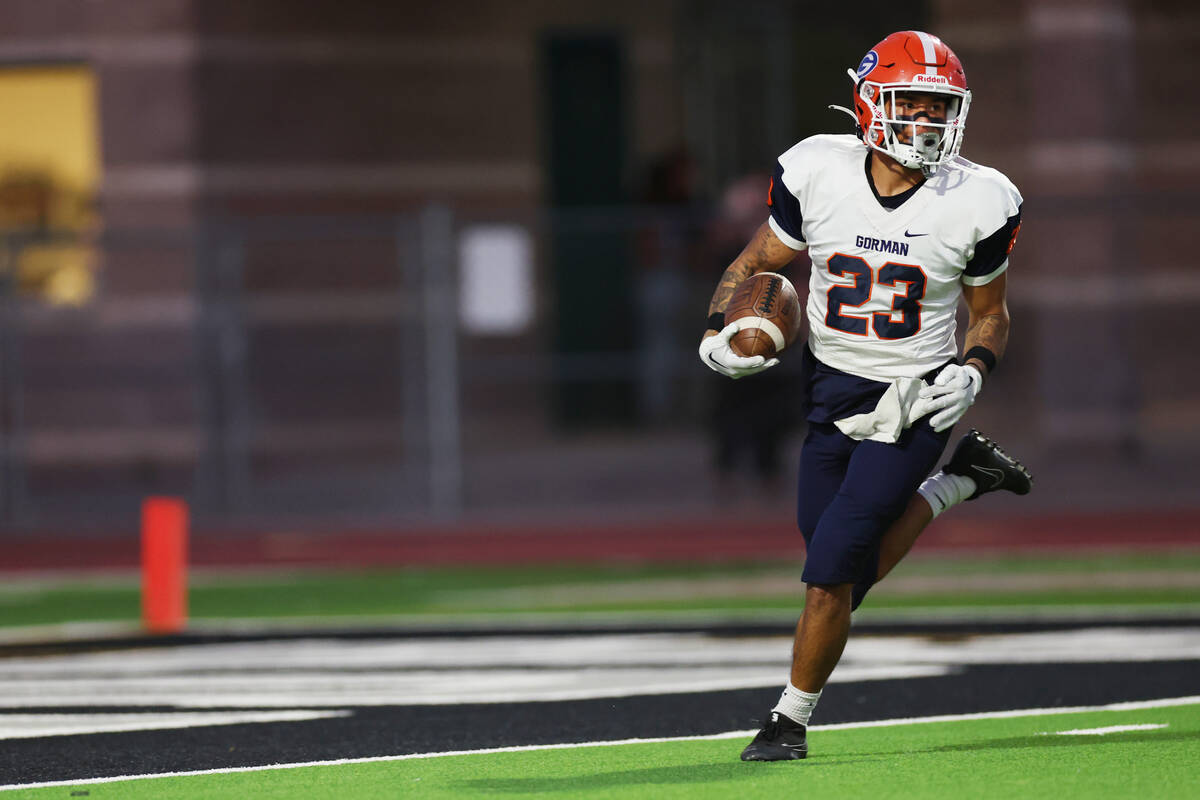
[698,321,779,379]
[913,364,983,432]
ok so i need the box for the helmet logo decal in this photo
[856,50,878,78]
[912,73,950,85]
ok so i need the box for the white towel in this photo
[834,377,928,443]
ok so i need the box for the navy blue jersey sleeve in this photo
[767,159,805,245]
[965,205,1022,280]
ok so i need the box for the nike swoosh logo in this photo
[971,464,1004,489]
[708,352,743,376]
[904,230,928,237]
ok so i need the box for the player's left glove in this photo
[914,363,983,432]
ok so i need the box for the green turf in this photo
[10,702,1198,799]
[2,551,1199,629]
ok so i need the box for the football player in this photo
[697,31,1033,761]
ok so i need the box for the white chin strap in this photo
[914,132,944,177]
[913,130,943,158]
[888,126,945,175]
[874,115,958,177]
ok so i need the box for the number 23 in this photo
[825,253,927,340]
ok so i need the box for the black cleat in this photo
[943,429,1033,500]
[740,711,808,761]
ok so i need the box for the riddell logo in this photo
[913,73,950,85]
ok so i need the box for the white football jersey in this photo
[767,134,1021,382]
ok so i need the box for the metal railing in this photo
[0,212,467,527]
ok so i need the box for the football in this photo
[726,272,803,358]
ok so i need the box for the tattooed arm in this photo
[961,271,1010,382]
[703,221,801,339]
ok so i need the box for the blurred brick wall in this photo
[936,0,1200,461]
[0,0,693,520]
[0,0,686,256]
[0,0,1195,524]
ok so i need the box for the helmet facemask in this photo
[859,81,971,177]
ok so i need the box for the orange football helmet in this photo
[834,31,971,177]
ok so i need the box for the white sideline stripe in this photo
[0,664,952,709]
[1048,724,1168,736]
[807,695,1200,730]
[1,695,1196,792]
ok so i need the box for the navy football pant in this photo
[797,420,952,610]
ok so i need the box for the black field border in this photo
[2,660,1198,787]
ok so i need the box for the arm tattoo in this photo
[708,261,757,315]
[707,223,797,316]
[964,313,1009,375]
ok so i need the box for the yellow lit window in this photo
[0,64,100,305]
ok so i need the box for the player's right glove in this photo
[698,322,779,379]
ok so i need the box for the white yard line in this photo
[1,695,1195,792]
[0,664,953,709]
[1048,724,1168,736]
[2,628,1197,708]
[4,628,1198,708]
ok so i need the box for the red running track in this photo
[2,510,1198,572]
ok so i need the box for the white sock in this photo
[772,682,821,726]
[917,471,977,519]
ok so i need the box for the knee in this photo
[804,583,853,616]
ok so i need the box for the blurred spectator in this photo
[707,172,803,494]
[635,146,704,423]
